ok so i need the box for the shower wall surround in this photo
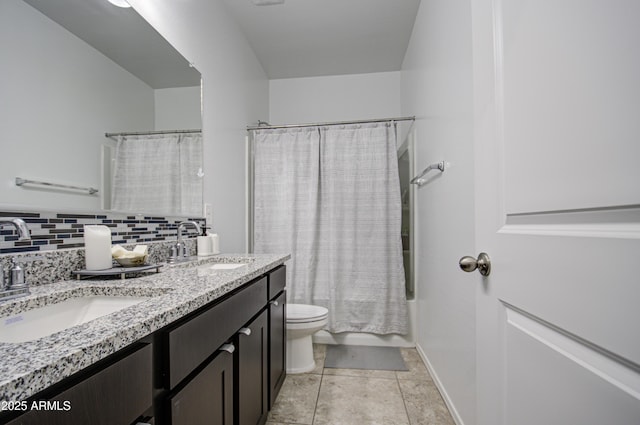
[0,209,204,286]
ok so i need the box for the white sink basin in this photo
[0,295,150,343]
[207,263,248,270]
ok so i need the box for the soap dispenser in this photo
[197,226,213,257]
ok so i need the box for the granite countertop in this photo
[0,253,290,403]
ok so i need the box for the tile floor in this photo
[267,344,456,425]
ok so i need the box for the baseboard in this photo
[415,343,466,425]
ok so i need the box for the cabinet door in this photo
[268,291,286,409]
[236,310,268,425]
[5,343,152,425]
[169,348,234,425]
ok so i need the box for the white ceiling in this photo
[24,0,420,85]
[23,0,201,89]
[221,0,421,79]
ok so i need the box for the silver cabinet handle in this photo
[270,300,279,307]
[238,327,252,336]
[459,252,491,276]
[219,343,235,354]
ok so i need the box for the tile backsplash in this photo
[0,210,204,286]
[0,210,204,254]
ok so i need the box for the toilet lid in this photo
[287,303,328,323]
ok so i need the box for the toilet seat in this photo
[286,304,328,323]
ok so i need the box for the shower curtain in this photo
[253,123,408,334]
[111,133,203,215]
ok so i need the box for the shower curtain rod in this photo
[246,116,415,131]
[105,129,201,140]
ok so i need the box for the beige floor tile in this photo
[396,350,433,382]
[400,347,422,363]
[313,375,410,425]
[270,345,455,425]
[266,422,306,425]
[268,374,322,424]
[308,343,326,374]
[313,343,327,359]
[322,367,397,379]
[398,379,456,425]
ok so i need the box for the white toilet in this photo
[286,303,329,373]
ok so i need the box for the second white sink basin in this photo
[0,295,150,343]
[208,263,247,270]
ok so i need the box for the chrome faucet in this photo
[1,218,32,301]
[169,221,201,263]
[0,218,30,240]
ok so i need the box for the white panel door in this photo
[471,1,640,424]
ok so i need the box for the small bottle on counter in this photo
[209,232,220,255]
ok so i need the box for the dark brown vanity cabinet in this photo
[1,264,287,425]
[157,265,287,425]
[4,343,153,425]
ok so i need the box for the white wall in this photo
[269,72,401,125]
[154,86,202,131]
[0,0,154,212]
[128,0,269,252]
[401,1,476,424]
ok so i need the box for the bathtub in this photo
[312,298,416,347]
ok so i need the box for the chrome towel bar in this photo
[410,161,445,186]
[15,177,99,195]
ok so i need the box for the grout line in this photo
[310,370,325,425]
[396,371,413,425]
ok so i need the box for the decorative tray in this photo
[74,264,163,280]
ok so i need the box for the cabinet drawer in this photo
[165,277,268,389]
[268,265,286,299]
[7,343,152,425]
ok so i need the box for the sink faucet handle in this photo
[10,259,26,289]
[175,241,186,257]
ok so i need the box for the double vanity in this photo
[0,253,290,425]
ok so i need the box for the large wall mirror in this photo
[0,0,203,217]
